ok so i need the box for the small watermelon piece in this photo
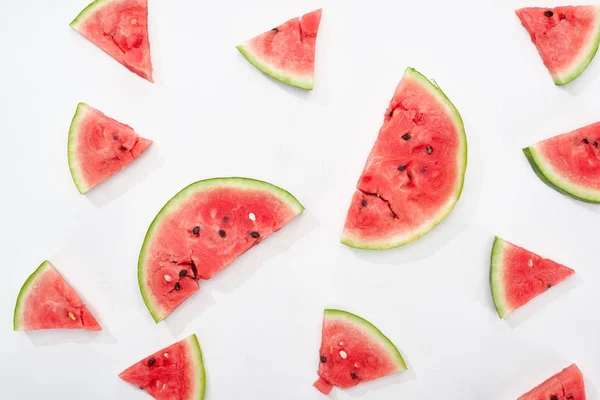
[518,364,586,400]
[236,9,322,90]
[13,261,101,331]
[523,122,600,203]
[490,237,575,318]
[70,0,153,81]
[139,177,304,322]
[119,334,206,400]
[314,309,407,395]
[341,67,467,250]
[516,6,600,85]
[68,102,152,194]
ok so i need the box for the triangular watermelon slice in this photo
[70,0,153,82]
[236,9,322,90]
[516,6,600,85]
[119,334,206,400]
[518,364,586,400]
[490,237,575,318]
[314,309,407,395]
[13,261,101,331]
[68,102,152,194]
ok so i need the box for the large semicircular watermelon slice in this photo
[236,9,322,90]
[516,6,600,85]
[68,102,152,194]
[13,261,101,331]
[314,309,407,395]
[341,67,467,250]
[518,364,586,400]
[524,122,600,203]
[490,237,575,318]
[119,334,206,400]
[139,177,304,322]
[70,0,153,82]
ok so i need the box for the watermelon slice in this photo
[119,334,206,400]
[13,261,101,331]
[314,309,407,395]
[341,67,467,249]
[68,102,152,194]
[518,364,586,400]
[236,9,322,90]
[516,6,600,85]
[70,0,153,82]
[524,121,600,203]
[138,177,304,322]
[490,237,575,318]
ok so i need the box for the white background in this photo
[1,0,599,398]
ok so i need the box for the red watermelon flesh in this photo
[516,6,600,85]
[518,364,586,400]
[68,102,152,194]
[70,0,153,81]
[13,261,101,331]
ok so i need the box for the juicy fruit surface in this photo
[139,178,303,321]
[14,261,101,331]
[491,237,575,318]
[119,334,205,400]
[315,309,406,394]
[68,103,152,194]
[518,364,586,400]
[516,6,600,84]
[342,68,467,249]
[71,0,153,81]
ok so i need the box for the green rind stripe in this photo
[186,334,207,400]
[324,309,407,371]
[236,44,314,90]
[489,237,509,318]
[139,177,305,322]
[13,261,54,330]
[70,0,116,29]
[67,102,92,194]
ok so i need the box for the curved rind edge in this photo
[489,236,508,318]
[13,261,53,330]
[69,0,115,29]
[187,334,207,400]
[67,102,91,194]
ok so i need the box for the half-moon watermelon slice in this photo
[516,6,600,85]
[13,261,101,331]
[518,364,586,400]
[68,102,152,194]
[139,177,304,322]
[341,67,467,250]
[490,237,575,318]
[70,0,153,82]
[236,9,322,90]
[119,334,206,400]
[524,121,600,203]
[314,309,407,395]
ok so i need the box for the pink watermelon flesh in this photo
[71,0,153,81]
[13,261,101,331]
[68,102,152,194]
[518,364,586,400]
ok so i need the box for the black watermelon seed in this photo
[192,226,200,235]
[223,216,229,222]
[351,372,358,380]
[219,230,226,238]
[113,134,119,141]
[120,146,127,151]
[547,283,552,289]
[583,138,589,144]
[320,355,327,363]
[361,199,367,207]
[251,231,260,239]
[551,396,558,400]
[421,167,427,173]
[174,282,181,291]
[148,358,156,367]
[594,141,598,148]
[179,269,187,278]
[402,133,412,140]
[398,165,407,172]
[272,27,279,33]
[427,145,433,155]
[544,10,554,17]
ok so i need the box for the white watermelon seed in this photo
[164,353,169,358]
[131,18,138,25]
[339,350,348,359]
[249,212,256,221]
[68,311,76,321]
[339,341,345,346]
[528,259,533,267]
[210,209,217,218]
[354,363,359,368]
[164,274,172,282]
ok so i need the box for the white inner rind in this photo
[13,261,54,330]
[186,334,207,400]
[67,103,93,193]
[489,237,509,318]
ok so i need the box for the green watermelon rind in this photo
[489,237,510,318]
[340,67,468,250]
[138,177,305,322]
[69,0,114,29]
[523,146,600,203]
[67,102,93,194]
[186,334,207,400]
[236,44,314,90]
[324,309,408,371]
[13,261,53,330]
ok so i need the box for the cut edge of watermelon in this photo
[185,334,207,400]
[13,261,53,330]
[138,177,305,322]
[69,0,113,29]
[523,145,600,203]
[490,236,510,318]
[67,102,94,194]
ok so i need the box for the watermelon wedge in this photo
[138,177,304,322]
[490,237,575,318]
[314,309,407,395]
[119,334,206,400]
[516,6,600,85]
[341,67,467,250]
[236,9,322,90]
[68,102,152,194]
[518,364,586,400]
[524,121,600,203]
[70,0,153,82]
[13,261,101,331]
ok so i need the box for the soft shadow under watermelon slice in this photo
[518,364,586,400]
